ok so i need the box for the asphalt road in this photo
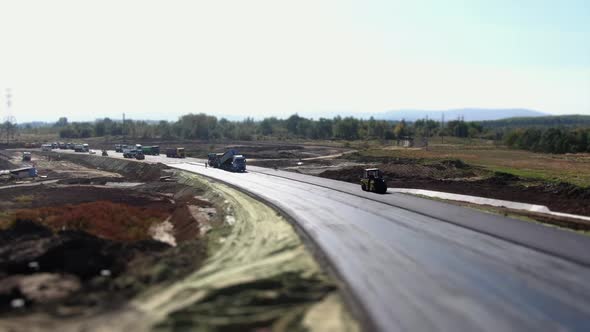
[56,150,590,331]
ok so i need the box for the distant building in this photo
[396,136,414,147]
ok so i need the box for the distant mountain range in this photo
[300,108,547,122]
[379,108,546,122]
[17,108,548,125]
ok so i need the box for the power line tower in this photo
[3,88,16,145]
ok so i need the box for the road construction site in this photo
[0,151,358,332]
[24,146,589,331]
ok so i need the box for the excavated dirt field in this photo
[52,138,348,160]
[0,152,211,320]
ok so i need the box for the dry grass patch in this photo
[352,143,590,187]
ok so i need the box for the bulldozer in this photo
[360,168,387,194]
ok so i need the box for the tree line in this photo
[504,127,590,154]
[481,115,590,129]
[16,113,590,154]
[49,113,492,142]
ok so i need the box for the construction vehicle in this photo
[123,149,137,158]
[360,168,387,194]
[208,153,223,166]
[22,152,32,162]
[166,147,185,158]
[142,145,160,155]
[1,166,37,179]
[212,149,246,172]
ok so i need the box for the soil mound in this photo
[49,152,169,181]
[0,220,171,312]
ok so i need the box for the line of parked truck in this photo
[114,144,246,172]
[42,141,246,172]
[42,142,95,154]
[114,144,187,160]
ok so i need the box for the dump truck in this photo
[115,144,129,152]
[4,166,37,179]
[360,168,387,194]
[166,147,185,158]
[142,145,160,155]
[212,149,246,172]
[208,153,223,166]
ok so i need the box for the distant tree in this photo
[284,114,298,135]
[156,120,173,139]
[55,117,68,127]
[393,119,408,138]
[1,120,17,144]
[259,118,275,136]
[333,117,360,140]
[316,118,334,139]
[95,121,106,136]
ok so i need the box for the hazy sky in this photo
[1,0,589,122]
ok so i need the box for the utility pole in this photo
[441,113,445,144]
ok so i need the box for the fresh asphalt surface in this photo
[57,150,590,331]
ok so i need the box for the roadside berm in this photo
[0,151,359,331]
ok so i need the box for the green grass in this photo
[346,139,590,188]
[484,166,572,184]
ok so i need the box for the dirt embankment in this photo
[47,151,169,181]
[138,173,359,332]
[0,152,17,170]
[319,158,590,217]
